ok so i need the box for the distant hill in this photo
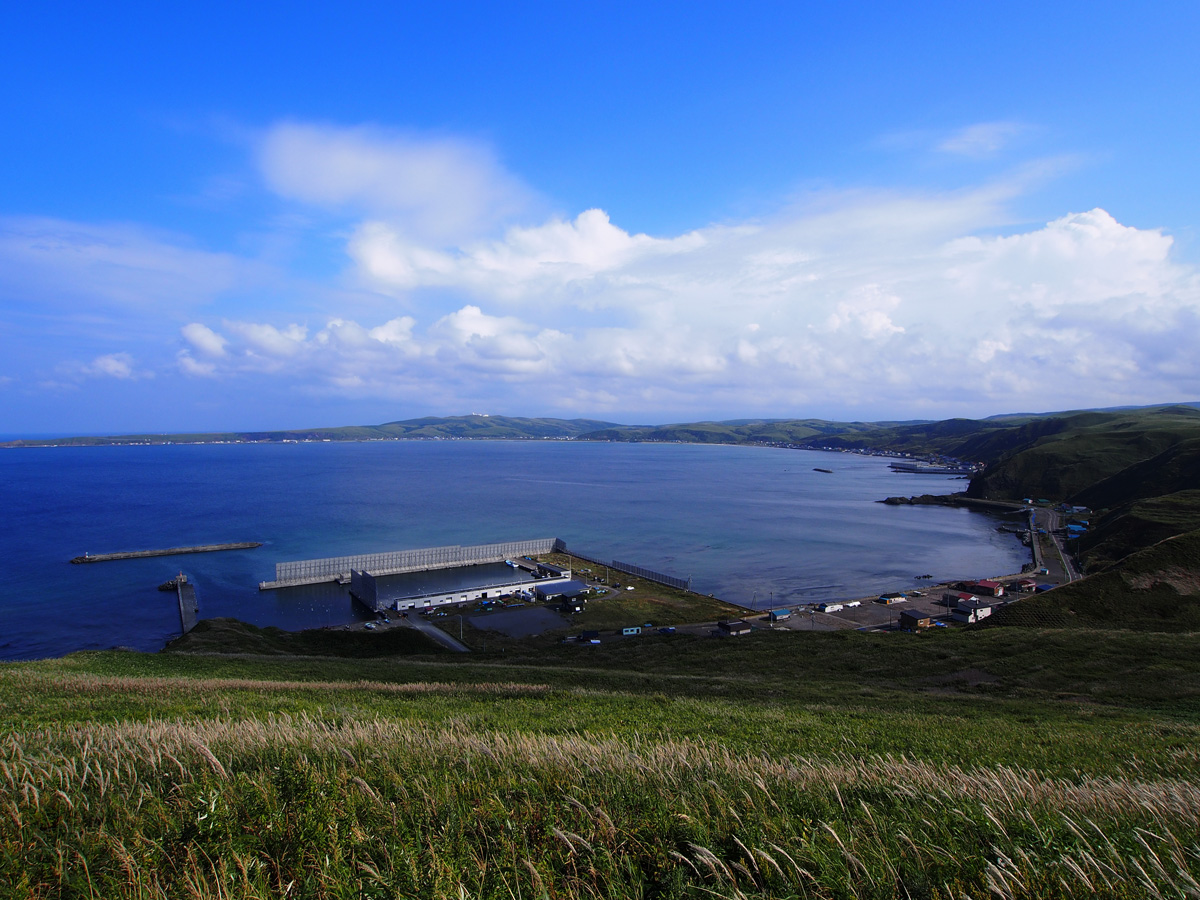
[575,418,887,445]
[963,406,1200,503]
[0,415,622,448]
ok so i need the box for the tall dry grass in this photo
[4,712,1200,898]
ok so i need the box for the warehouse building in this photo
[350,551,573,613]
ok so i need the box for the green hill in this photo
[964,406,1200,503]
[1073,490,1200,572]
[991,527,1200,631]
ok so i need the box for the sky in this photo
[3,2,1200,434]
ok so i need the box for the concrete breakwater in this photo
[70,542,261,564]
[176,576,198,635]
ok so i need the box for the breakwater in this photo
[70,542,261,564]
[176,577,198,635]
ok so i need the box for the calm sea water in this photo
[0,441,1029,660]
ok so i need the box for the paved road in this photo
[1030,507,1079,584]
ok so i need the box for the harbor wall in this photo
[262,537,565,589]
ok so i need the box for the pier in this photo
[71,542,261,564]
[176,575,199,635]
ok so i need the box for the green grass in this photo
[5,625,1200,897]
[540,553,748,632]
[165,617,446,656]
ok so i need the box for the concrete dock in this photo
[176,577,199,635]
[71,542,261,564]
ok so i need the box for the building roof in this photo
[536,579,588,598]
[956,597,996,610]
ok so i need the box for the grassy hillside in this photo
[165,617,446,656]
[965,406,1200,503]
[992,527,1200,631]
[4,628,1200,899]
[1074,490,1200,572]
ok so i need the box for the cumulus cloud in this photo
[349,208,705,298]
[81,353,152,380]
[181,322,228,357]
[259,122,533,241]
[177,198,1200,418]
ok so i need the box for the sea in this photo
[0,440,1030,660]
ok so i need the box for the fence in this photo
[611,559,691,591]
[264,537,565,588]
[556,546,691,592]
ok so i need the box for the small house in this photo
[899,610,933,630]
[622,626,642,636]
[955,595,996,612]
[768,608,792,622]
[718,619,752,636]
[878,592,907,605]
[943,591,977,608]
[951,604,993,624]
[969,580,1004,598]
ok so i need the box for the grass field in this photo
[5,625,1200,898]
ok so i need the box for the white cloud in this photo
[177,351,217,377]
[181,322,228,357]
[226,322,308,358]
[938,122,1028,158]
[82,353,151,380]
[349,208,705,298]
[0,217,246,312]
[177,197,1200,419]
[259,122,533,242]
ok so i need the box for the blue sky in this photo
[3,2,1200,434]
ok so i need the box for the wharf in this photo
[71,542,261,564]
[176,577,199,635]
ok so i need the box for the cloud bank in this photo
[176,171,1200,418]
[7,121,1199,423]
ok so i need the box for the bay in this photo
[0,440,1029,660]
